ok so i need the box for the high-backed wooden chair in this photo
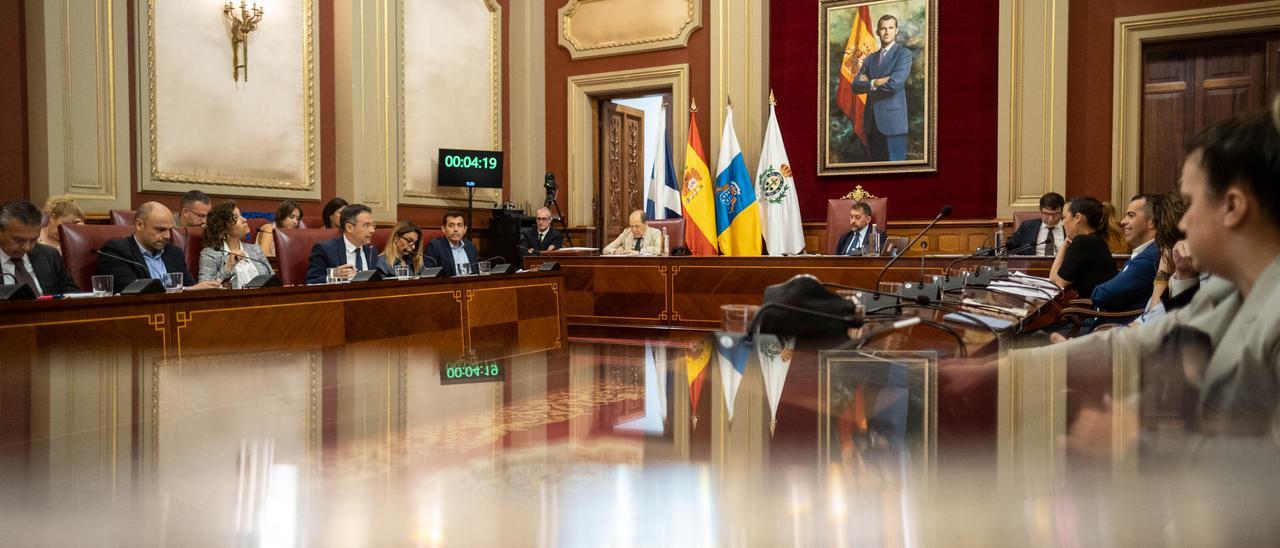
[59,224,136,291]
[825,187,888,254]
[109,209,135,226]
[1012,211,1039,231]
[647,218,686,252]
[274,228,338,285]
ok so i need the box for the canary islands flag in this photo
[714,105,763,256]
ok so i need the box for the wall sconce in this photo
[223,1,264,82]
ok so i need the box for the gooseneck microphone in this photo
[93,248,150,271]
[944,238,1049,275]
[874,205,951,288]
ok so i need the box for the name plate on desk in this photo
[440,359,505,385]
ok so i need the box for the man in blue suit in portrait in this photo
[850,14,914,162]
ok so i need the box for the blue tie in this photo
[355,247,365,271]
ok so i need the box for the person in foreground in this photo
[1048,196,1118,297]
[198,201,272,289]
[603,210,662,256]
[0,199,80,295]
[520,207,563,255]
[377,221,429,277]
[833,201,885,256]
[255,199,302,257]
[1090,194,1161,311]
[424,211,478,277]
[305,203,377,284]
[97,202,221,293]
[1049,111,1280,450]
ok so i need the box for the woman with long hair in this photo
[1049,196,1119,296]
[198,201,273,288]
[1136,193,1191,323]
[321,197,349,229]
[38,196,84,253]
[1101,202,1127,253]
[255,199,302,257]
[376,220,426,276]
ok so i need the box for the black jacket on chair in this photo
[96,236,193,293]
[519,227,564,255]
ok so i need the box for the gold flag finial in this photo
[769,89,776,106]
[690,97,698,113]
[770,419,778,436]
[691,414,699,430]
[727,95,734,108]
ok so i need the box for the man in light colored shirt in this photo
[97,202,219,293]
[1007,192,1065,256]
[1091,194,1160,311]
[304,203,378,284]
[603,210,663,255]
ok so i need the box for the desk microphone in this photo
[217,249,281,288]
[944,238,1048,278]
[92,248,149,270]
[874,205,950,288]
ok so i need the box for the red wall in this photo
[1065,0,1257,201]
[0,1,26,202]
[770,0,999,221]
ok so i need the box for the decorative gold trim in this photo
[399,0,503,207]
[841,185,878,200]
[142,0,318,194]
[566,64,690,228]
[1111,1,1280,207]
[558,0,702,60]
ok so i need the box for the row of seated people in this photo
[0,197,506,296]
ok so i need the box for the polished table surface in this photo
[525,254,1067,330]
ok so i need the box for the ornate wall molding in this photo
[399,0,503,208]
[997,0,1068,217]
[25,0,132,213]
[1110,1,1280,208]
[137,0,320,199]
[558,0,701,60]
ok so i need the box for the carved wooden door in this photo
[599,102,645,244]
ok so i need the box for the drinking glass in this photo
[326,267,341,284]
[91,275,113,297]
[478,261,492,276]
[458,263,471,276]
[878,281,904,295]
[164,272,184,293]
[720,304,760,334]
[394,265,411,280]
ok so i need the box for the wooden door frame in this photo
[1112,1,1280,208]
[565,65,689,236]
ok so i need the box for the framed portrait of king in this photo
[818,0,937,176]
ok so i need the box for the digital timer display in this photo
[438,148,503,189]
[439,359,504,385]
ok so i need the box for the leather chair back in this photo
[372,228,391,253]
[246,217,269,242]
[825,197,888,254]
[1012,211,1039,231]
[301,216,323,230]
[171,227,204,277]
[275,228,338,285]
[59,224,136,291]
[647,218,686,252]
[109,209,135,226]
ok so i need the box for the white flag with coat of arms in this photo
[755,101,805,255]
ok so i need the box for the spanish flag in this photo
[680,103,719,256]
[686,338,712,430]
[835,6,878,146]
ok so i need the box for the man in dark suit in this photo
[1007,192,1065,256]
[833,202,886,256]
[424,210,479,277]
[519,207,563,255]
[850,14,914,161]
[96,202,220,293]
[0,200,80,295]
[305,203,380,284]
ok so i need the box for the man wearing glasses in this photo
[519,207,563,256]
[304,203,378,284]
[1007,192,1066,256]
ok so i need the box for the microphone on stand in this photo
[217,249,281,288]
[874,205,951,289]
[917,240,929,282]
[93,248,150,271]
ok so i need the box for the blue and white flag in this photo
[716,335,751,422]
[645,105,681,220]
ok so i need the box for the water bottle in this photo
[993,221,1006,257]
[662,227,670,256]
[867,223,881,257]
